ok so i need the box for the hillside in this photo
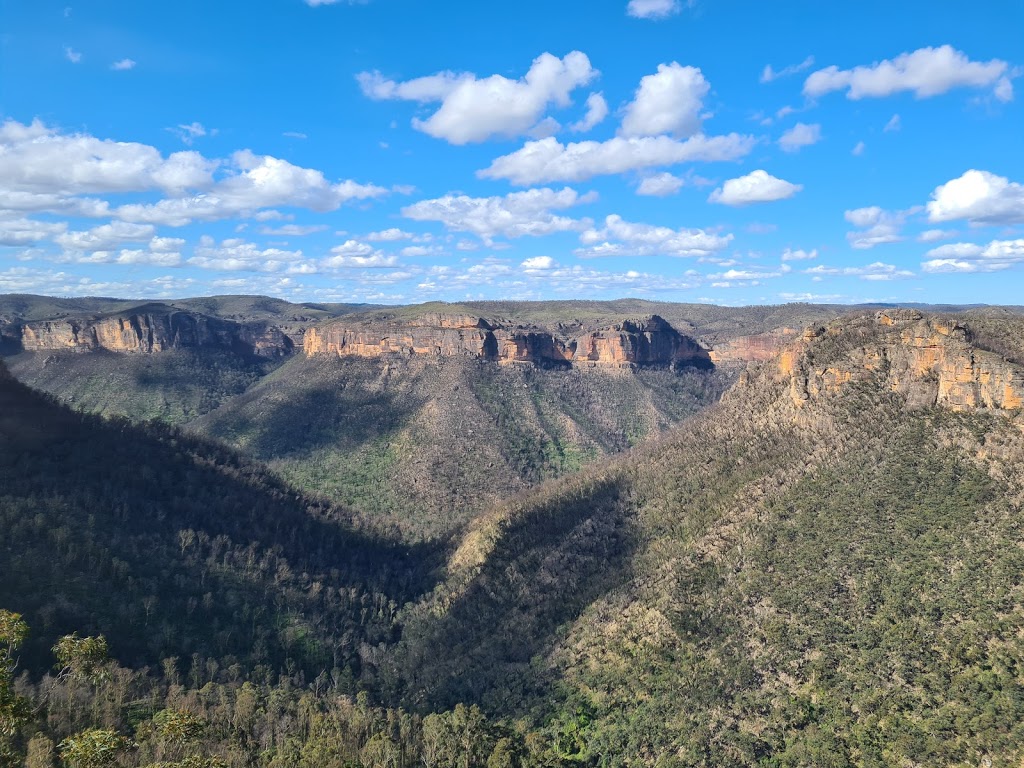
[379,309,1024,765]
[0,360,438,677]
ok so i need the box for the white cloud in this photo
[917,228,957,243]
[257,224,329,236]
[569,92,609,132]
[322,253,398,269]
[65,47,82,63]
[884,114,901,132]
[576,214,732,258]
[926,169,1024,225]
[921,239,1024,273]
[620,63,709,138]
[626,0,682,19]
[636,172,684,197]
[283,131,308,140]
[168,122,209,146]
[111,58,136,71]
[479,133,755,185]
[0,218,68,246]
[55,221,155,251]
[778,122,821,152]
[804,45,1011,101]
[994,77,1014,103]
[708,170,802,206]
[805,262,914,281]
[844,206,911,249]
[365,228,424,242]
[117,151,387,226]
[760,56,815,83]
[852,141,866,156]
[781,247,817,261]
[521,255,555,270]
[357,51,598,144]
[400,245,442,257]
[188,238,305,272]
[402,187,592,243]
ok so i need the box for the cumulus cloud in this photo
[55,221,155,252]
[806,262,914,281]
[521,255,556,270]
[321,241,398,269]
[708,170,802,206]
[781,247,818,261]
[365,228,430,242]
[117,151,387,226]
[65,47,82,63]
[111,58,136,71]
[778,122,821,152]
[480,133,754,185]
[926,169,1024,225]
[921,239,1024,273]
[576,214,732,258]
[357,51,598,144]
[569,93,609,132]
[620,63,709,138]
[760,56,815,83]
[918,228,957,243]
[636,172,684,197]
[403,187,593,244]
[168,122,211,146]
[257,224,329,236]
[188,237,306,272]
[843,206,912,249]
[804,45,1012,101]
[0,217,68,246]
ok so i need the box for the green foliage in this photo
[58,729,135,768]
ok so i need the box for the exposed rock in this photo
[773,310,1023,412]
[708,327,801,365]
[304,313,712,369]
[16,309,292,358]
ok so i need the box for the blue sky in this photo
[0,0,1021,306]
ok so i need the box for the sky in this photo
[0,0,1022,306]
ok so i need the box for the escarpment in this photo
[769,309,1024,412]
[303,313,712,368]
[708,327,801,365]
[16,307,293,358]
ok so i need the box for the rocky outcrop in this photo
[16,309,293,358]
[776,310,1023,412]
[709,328,800,365]
[305,313,712,369]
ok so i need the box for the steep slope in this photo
[192,350,727,539]
[0,361,439,678]
[383,310,1024,766]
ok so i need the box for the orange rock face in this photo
[304,314,712,369]
[18,311,292,358]
[776,310,1024,412]
[709,328,801,365]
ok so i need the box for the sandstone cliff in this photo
[708,327,800,365]
[16,307,293,358]
[303,313,712,368]
[771,310,1023,412]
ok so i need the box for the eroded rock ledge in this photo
[15,308,293,358]
[304,313,712,368]
[775,310,1023,411]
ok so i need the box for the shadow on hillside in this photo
[383,474,638,715]
[0,365,445,676]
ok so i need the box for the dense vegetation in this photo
[3,305,1024,767]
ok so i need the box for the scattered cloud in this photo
[806,262,915,280]
[918,228,957,243]
[569,92,609,132]
[0,217,68,246]
[760,56,815,83]
[852,141,866,156]
[283,131,308,140]
[357,51,598,144]
[626,0,683,19]
[708,170,802,206]
[781,248,818,261]
[479,133,755,185]
[111,58,136,71]
[576,214,732,258]
[167,122,212,146]
[257,224,330,236]
[55,221,155,252]
[402,187,594,244]
[921,239,1024,272]
[365,228,425,242]
[844,206,914,249]
[804,45,1012,101]
[521,255,555,270]
[778,122,822,152]
[636,172,684,197]
[64,47,82,63]
[188,237,306,272]
[884,113,901,132]
[620,63,709,138]
[926,169,1024,225]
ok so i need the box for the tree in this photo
[58,729,133,768]
[0,610,30,768]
